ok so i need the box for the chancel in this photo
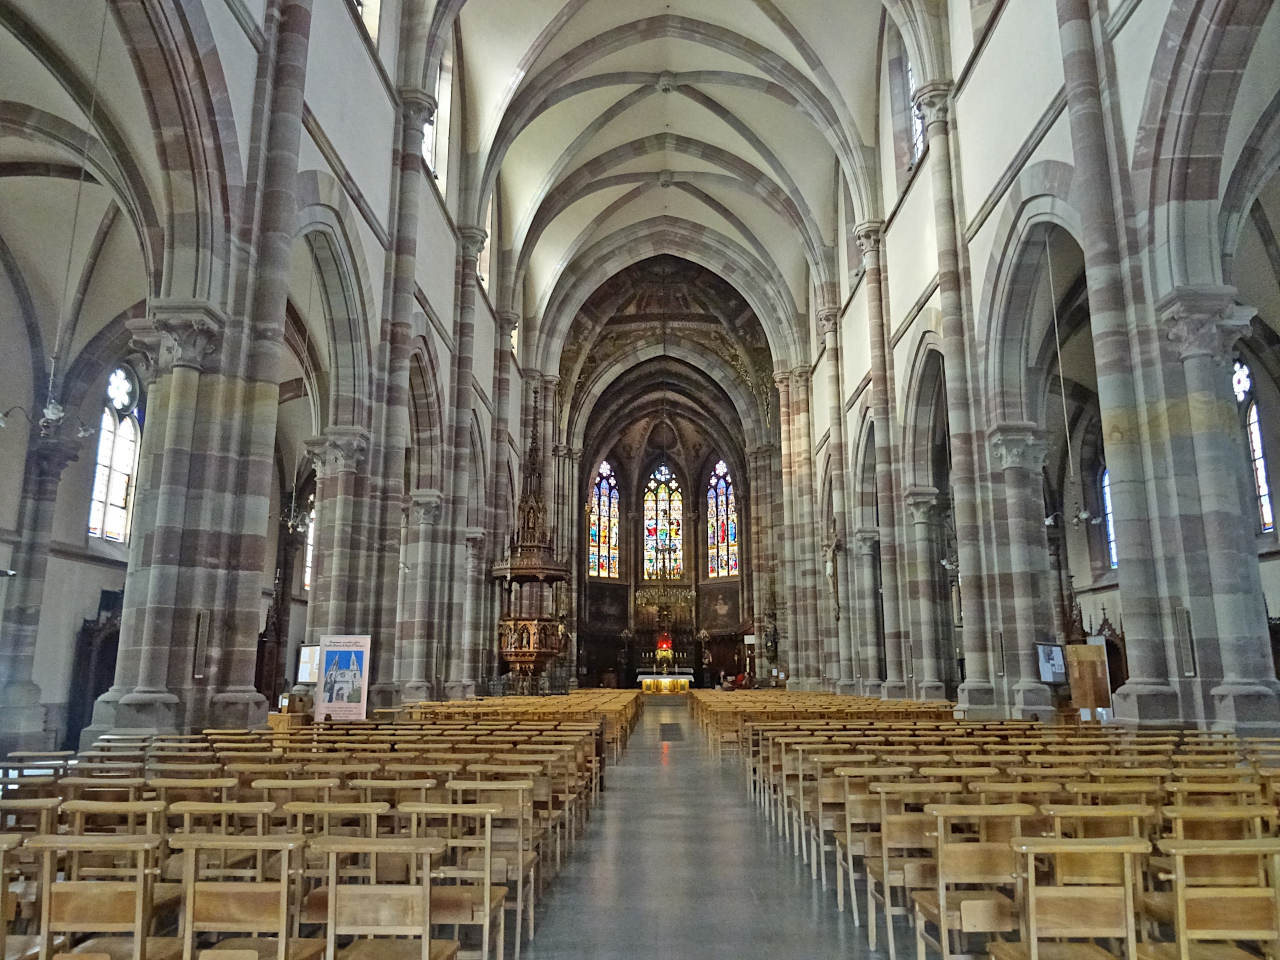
[3,0,1280,956]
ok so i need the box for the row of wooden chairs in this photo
[724,702,1280,959]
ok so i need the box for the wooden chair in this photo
[400,802,507,960]
[168,832,323,960]
[867,781,962,960]
[1137,837,1280,959]
[449,779,537,959]
[832,765,913,920]
[988,836,1149,960]
[912,803,1034,960]
[27,832,182,960]
[307,835,457,960]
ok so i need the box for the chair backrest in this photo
[1011,835,1148,958]
[169,832,305,960]
[1157,838,1280,960]
[310,834,446,960]
[27,832,160,960]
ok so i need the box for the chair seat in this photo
[430,886,509,923]
[338,938,460,960]
[911,889,1017,931]
[989,942,1122,960]
[1140,890,1173,924]
[866,856,935,887]
[72,937,184,960]
[1137,943,1261,960]
[5,934,65,960]
[207,937,326,960]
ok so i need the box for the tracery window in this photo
[906,58,925,164]
[1101,468,1118,569]
[706,459,739,578]
[88,366,141,543]
[587,461,620,578]
[303,508,316,591]
[643,465,683,579]
[1233,359,1274,532]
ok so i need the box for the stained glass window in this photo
[1233,360,1274,532]
[706,459,739,578]
[88,366,141,543]
[1101,468,1118,569]
[587,460,620,578]
[643,464,683,580]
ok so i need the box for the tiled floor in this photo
[522,697,884,959]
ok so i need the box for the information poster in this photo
[316,635,371,721]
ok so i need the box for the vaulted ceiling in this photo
[452,0,887,374]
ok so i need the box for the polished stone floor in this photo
[522,697,884,959]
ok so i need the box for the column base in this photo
[209,688,269,730]
[114,690,181,734]
[835,680,859,696]
[917,681,947,701]
[368,682,400,710]
[1111,680,1181,728]
[1012,680,1055,720]
[80,686,129,749]
[400,680,431,703]
[880,681,908,700]
[444,679,477,700]
[859,679,883,698]
[957,680,996,709]
[0,680,49,751]
[1210,681,1280,733]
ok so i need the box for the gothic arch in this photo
[901,334,948,489]
[1220,87,1280,282]
[1132,0,1274,296]
[408,335,446,492]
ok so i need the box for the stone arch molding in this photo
[975,160,1088,426]
[535,217,802,373]
[295,171,377,433]
[900,330,947,489]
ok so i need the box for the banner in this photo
[316,635,371,721]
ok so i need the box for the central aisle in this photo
[523,697,873,959]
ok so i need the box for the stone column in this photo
[1055,0,1174,722]
[856,223,911,700]
[117,307,224,731]
[790,366,822,687]
[454,527,488,687]
[989,423,1054,716]
[1162,287,1280,729]
[773,372,798,679]
[401,488,442,700]
[912,85,993,710]
[444,227,488,659]
[903,486,944,700]
[321,427,369,636]
[853,527,884,696]
[540,376,559,510]
[0,433,79,749]
[818,310,857,691]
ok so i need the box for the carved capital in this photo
[304,435,330,479]
[1159,285,1252,364]
[912,80,952,130]
[904,485,939,524]
[125,315,161,386]
[852,527,880,555]
[458,225,487,260]
[325,425,369,472]
[988,422,1048,472]
[816,309,839,338]
[497,311,520,337]
[153,300,225,372]
[772,369,791,391]
[789,365,810,391]
[398,88,437,129]
[411,487,444,527]
[853,220,884,256]
[30,434,80,489]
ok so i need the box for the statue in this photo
[823,537,840,621]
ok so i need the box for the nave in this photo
[524,698,862,960]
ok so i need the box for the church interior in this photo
[2,0,1280,956]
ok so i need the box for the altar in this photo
[639,671,692,694]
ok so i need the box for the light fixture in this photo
[281,490,313,535]
[0,403,95,441]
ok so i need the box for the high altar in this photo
[637,631,691,694]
